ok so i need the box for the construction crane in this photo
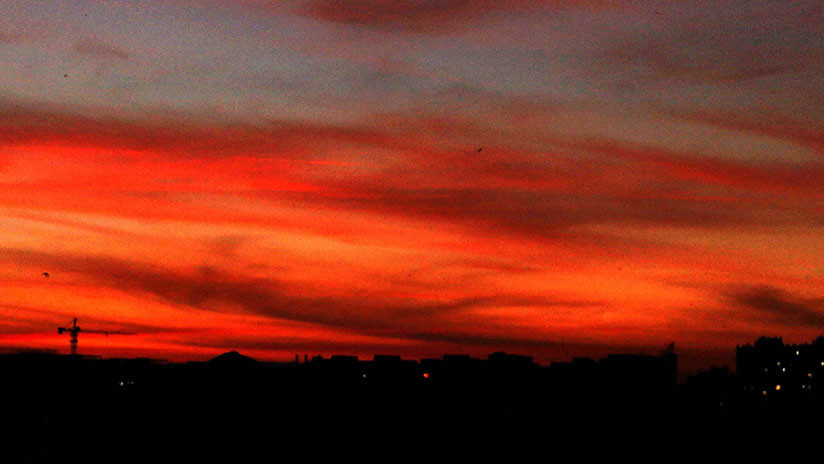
[57,318,134,355]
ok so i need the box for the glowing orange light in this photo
[423,372,430,379]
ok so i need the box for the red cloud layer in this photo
[2,92,823,368]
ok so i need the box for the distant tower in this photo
[57,318,133,355]
[57,318,81,355]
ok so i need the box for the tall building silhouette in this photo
[736,336,824,407]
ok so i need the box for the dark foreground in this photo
[3,344,821,459]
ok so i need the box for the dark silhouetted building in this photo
[736,336,824,408]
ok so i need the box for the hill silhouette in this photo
[207,350,259,367]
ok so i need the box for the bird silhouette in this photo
[42,272,50,278]
[477,147,483,152]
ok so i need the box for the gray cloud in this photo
[600,0,824,86]
[0,248,598,345]
[74,36,131,61]
[729,285,824,328]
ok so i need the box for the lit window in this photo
[809,373,813,378]
[423,372,430,379]
[775,384,781,391]
[777,362,781,367]
[782,368,786,372]
[796,351,800,355]
[762,390,768,396]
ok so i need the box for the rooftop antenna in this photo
[57,318,134,355]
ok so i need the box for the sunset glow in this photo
[1,0,823,372]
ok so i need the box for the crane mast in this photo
[57,318,133,355]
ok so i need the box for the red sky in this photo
[1,1,823,372]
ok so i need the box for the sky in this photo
[1,0,823,372]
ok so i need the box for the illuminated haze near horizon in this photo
[1,0,823,371]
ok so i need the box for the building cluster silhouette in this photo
[10,336,824,458]
[678,336,824,414]
[8,337,824,458]
[0,348,680,405]
[9,337,824,416]
[735,336,824,408]
[5,347,682,458]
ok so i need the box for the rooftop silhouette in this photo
[7,336,818,458]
